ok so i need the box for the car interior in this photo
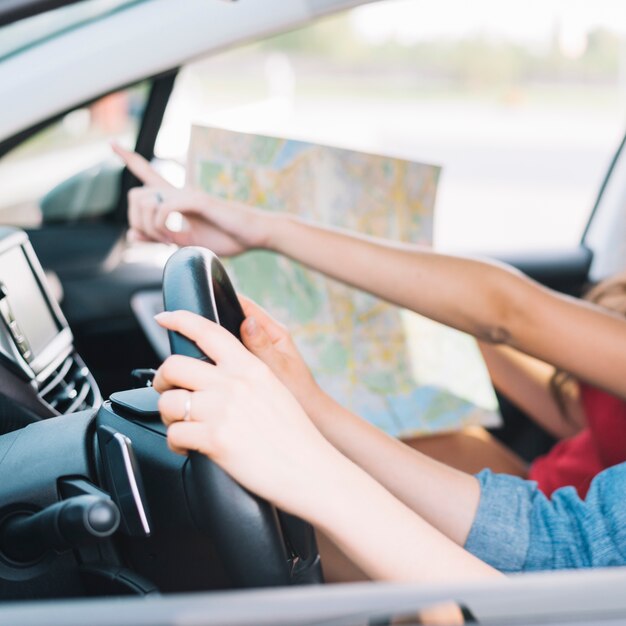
[0,233,322,599]
[0,90,623,605]
[1,0,626,623]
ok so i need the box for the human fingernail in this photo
[154,312,173,322]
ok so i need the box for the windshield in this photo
[0,0,143,62]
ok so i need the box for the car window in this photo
[154,0,626,413]
[0,81,150,227]
[156,0,626,255]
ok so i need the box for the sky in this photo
[351,0,626,57]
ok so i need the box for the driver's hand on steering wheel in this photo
[112,143,273,256]
[152,310,342,524]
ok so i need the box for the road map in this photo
[187,125,501,436]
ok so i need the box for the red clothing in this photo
[528,383,626,498]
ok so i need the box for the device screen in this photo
[0,246,60,360]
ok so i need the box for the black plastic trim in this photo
[489,245,593,296]
[0,70,175,160]
[114,71,178,222]
[0,0,87,27]
[581,130,626,244]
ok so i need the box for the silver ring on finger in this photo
[155,191,164,207]
[183,392,193,422]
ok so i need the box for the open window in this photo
[0,82,150,229]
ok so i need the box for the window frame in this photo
[0,70,177,227]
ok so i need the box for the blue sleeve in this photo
[463,464,626,572]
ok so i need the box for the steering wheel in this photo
[0,246,322,597]
[161,247,323,587]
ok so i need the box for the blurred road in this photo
[196,97,624,253]
[3,96,623,253]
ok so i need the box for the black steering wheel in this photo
[161,247,323,587]
[0,246,322,598]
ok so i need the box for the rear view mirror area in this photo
[40,161,122,224]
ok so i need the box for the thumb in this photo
[241,316,281,368]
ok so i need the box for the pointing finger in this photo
[111,142,172,187]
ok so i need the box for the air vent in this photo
[38,354,99,414]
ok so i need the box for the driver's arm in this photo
[306,389,484,547]
[307,385,626,572]
[238,296,610,551]
[466,464,626,571]
[239,297,487,546]
[154,310,501,584]
[156,311,626,580]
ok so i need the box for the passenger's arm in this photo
[117,147,626,400]
[266,217,626,401]
[478,342,585,439]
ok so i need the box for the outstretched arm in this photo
[116,147,626,400]
[266,217,626,401]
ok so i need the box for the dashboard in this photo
[0,228,99,424]
[0,243,320,600]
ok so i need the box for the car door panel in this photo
[492,245,593,296]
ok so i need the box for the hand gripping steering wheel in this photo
[162,247,323,587]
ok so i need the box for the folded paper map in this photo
[187,125,500,436]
